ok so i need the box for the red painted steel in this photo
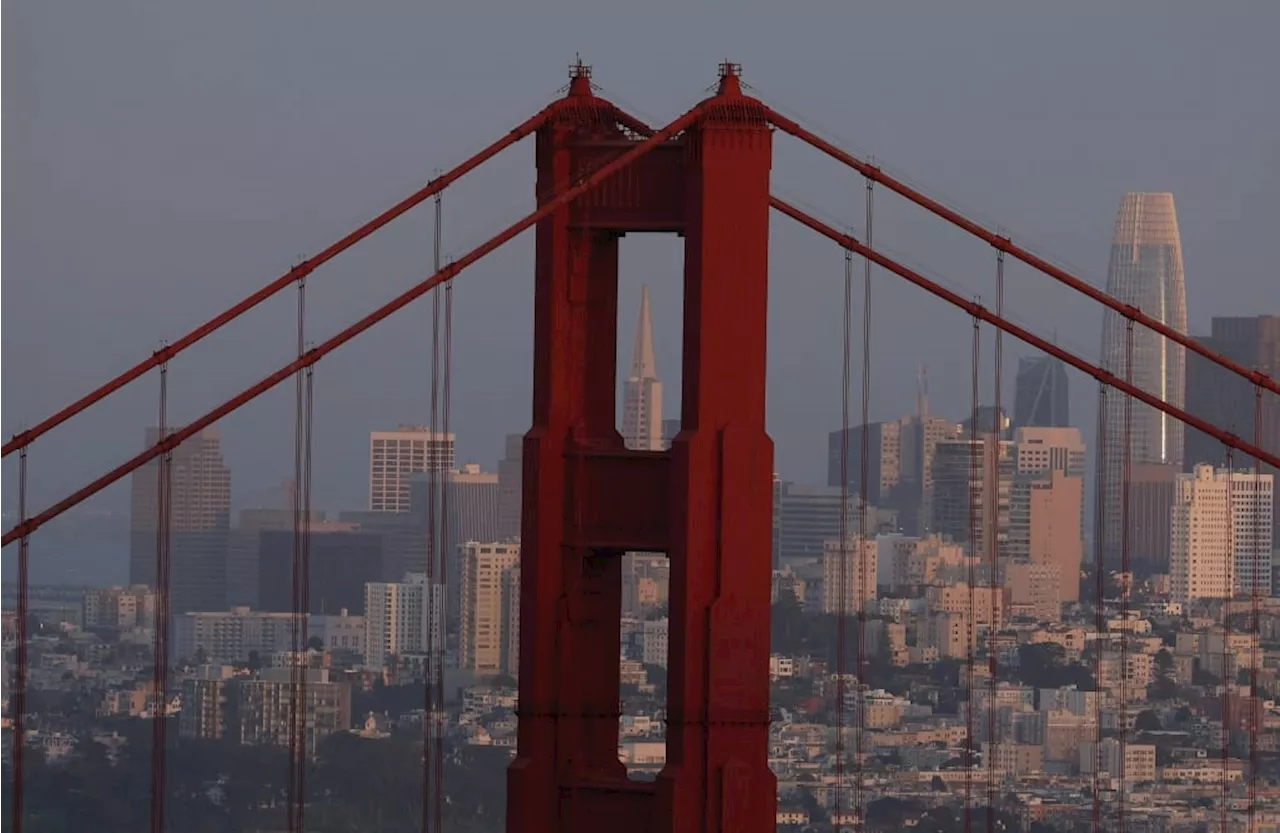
[508,66,776,833]
[762,107,1280,399]
[0,102,704,549]
[769,197,1280,472]
[0,106,560,460]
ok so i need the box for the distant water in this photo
[0,513,131,587]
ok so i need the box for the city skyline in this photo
[7,7,1279,523]
[6,8,1280,832]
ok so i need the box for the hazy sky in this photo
[4,2,1278,524]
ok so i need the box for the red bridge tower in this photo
[508,63,778,833]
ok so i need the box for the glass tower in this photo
[1098,192,1188,561]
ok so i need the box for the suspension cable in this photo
[422,179,445,833]
[432,276,454,833]
[987,250,1004,829]
[297,360,315,832]
[1221,444,1235,833]
[286,273,307,833]
[1249,385,1263,833]
[1092,382,1109,833]
[1117,319,1134,833]
[965,313,981,833]
[10,445,30,833]
[149,356,172,833]
[834,233,853,832]
[854,176,874,833]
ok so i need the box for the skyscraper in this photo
[497,434,524,541]
[1013,355,1070,430]
[827,421,902,505]
[1170,464,1275,602]
[458,541,521,676]
[1098,193,1188,557]
[363,573,444,671]
[621,285,663,451]
[369,426,455,513]
[129,426,232,613]
[1185,315,1280,543]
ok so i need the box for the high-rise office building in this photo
[82,585,158,631]
[1014,427,1087,480]
[1015,425,1087,551]
[257,525,384,615]
[226,502,324,609]
[1007,471,1084,604]
[369,426,455,513]
[363,573,444,671]
[1185,315,1280,542]
[775,483,897,563]
[458,541,521,676]
[1170,464,1275,602]
[897,367,959,534]
[821,538,879,615]
[1125,463,1179,572]
[827,421,902,506]
[960,406,1011,441]
[497,434,524,541]
[410,465,501,621]
[1098,193,1188,557]
[621,285,664,451]
[129,426,232,613]
[931,437,1015,556]
[1013,355,1070,430]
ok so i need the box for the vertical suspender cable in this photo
[1221,445,1235,833]
[423,182,444,833]
[1091,383,1109,833]
[1249,385,1263,833]
[149,355,172,833]
[10,445,30,833]
[434,276,454,833]
[1117,320,1134,833]
[296,360,314,833]
[298,359,315,832]
[287,275,307,833]
[854,177,874,833]
[986,251,1005,829]
[834,237,853,831]
[965,314,981,833]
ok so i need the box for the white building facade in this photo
[1170,464,1274,602]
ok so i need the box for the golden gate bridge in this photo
[4,61,1276,833]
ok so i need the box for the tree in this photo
[930,775,949,792]
[1134,709,1163,732]
[866,797,925,830]
[1149,648,1177,700]
[307,635,324,652]
[1016,642,1093,689]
